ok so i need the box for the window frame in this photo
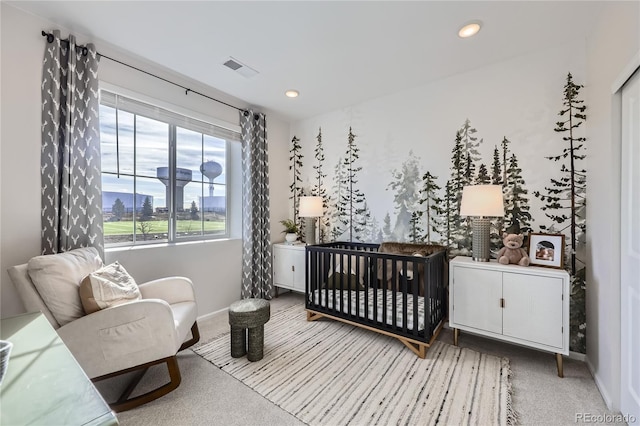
[99,84,239,247]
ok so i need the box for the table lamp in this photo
[460,185,504,262]
[298,196,323,245]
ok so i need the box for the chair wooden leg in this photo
[179,322,200,351]
[93,356,182,413]
[116,367,149,403]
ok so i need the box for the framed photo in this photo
[528,233,565,269]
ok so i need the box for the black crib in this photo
[305,241,448,358]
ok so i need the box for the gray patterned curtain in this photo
[240,110,273,299]
[41,31,103,257]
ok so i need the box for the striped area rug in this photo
[194,303,516,426]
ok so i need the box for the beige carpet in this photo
[194,303,516,426]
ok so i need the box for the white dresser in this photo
[449,256,570,377]
[273,243,306,294]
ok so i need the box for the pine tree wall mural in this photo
[501,136,510,184]
[312,127,330,242]
[444,181,454,248]
[382,212,393,241]
[534,72,587,353]
[289,135,304,234]
[329,127,369,242]
[357,201,376,242]
[292,63,587,353]
[342,127,368,241]
[461,119,481,244]
[330,157,347,240]
[490,145,505,251]
[418,171,446,244]
[491,146,503,185]
[497,137,512,237]
[461,118,482,164]
[447,131,467,254]
[440,120,533,257]
[388,152,421,242]
[409,211,423,243]
[303,118,534,252]
[475,164,490,184]
[504,153,532,233]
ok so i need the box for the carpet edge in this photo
[502,356,519,425]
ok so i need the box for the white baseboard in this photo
[569,351,587,362]
[587,358,614,410]
[197,306,228,322]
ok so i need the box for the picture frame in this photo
[528,233,565,269]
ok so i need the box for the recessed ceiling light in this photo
[285,90,299,98]
[458,21,482,38]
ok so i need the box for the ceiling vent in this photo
[223,56,259,78]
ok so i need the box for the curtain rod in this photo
[41,31,246,114]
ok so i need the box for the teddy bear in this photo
[497,232,530,266]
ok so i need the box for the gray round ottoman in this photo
[228,298,270,362]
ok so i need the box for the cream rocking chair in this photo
[7,247,200,412]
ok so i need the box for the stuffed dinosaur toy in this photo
[497,232,530,266]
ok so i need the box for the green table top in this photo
[0,312,118,426]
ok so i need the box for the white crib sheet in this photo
[310,288,426,331]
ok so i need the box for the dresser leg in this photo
[453,328,459,346]
[556,353,564,378]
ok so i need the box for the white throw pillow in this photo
[27,247,103,326]
[79,262,141,314]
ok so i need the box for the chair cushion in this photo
[79,262,141,314]
[27,247,103,326]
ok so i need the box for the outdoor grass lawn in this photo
[104,220,224,235]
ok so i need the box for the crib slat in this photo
[425,258,433,336]
[401,259,408,335]
[413,258,419,337]
[355,251,360,319]
[330,251,336,314]
[382,256,387,326]
[346,253,352,317]
[391,257,397,331]
[369,245,375,324]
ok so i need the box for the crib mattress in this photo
[310,288,426,331]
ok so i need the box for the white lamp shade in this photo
[298,196,323,217]
[459,185,504,217]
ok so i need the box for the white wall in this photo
[585,1,639,411]
[0,4,291,318]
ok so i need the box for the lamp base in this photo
[471,218,491,262]
[304,218,316,245]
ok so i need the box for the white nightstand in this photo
[272,243,306,294]
[449,256,570,377]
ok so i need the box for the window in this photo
[99,90,240,246]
